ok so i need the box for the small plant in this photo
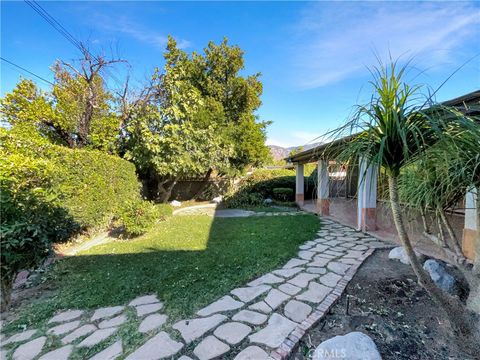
[117,199,161,237]
[272,187,294,201]
[223,191,264,208]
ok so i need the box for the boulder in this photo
[313,332,382,360]
[388,247,424,265]
[211,196,223,204]
[264,198,273,204]
[170,200,182,207]
[423,259,459,296]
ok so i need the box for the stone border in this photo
[269,248,375,359]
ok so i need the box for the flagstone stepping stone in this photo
[91,306,124,321]
[136,302,163,317]
[48,310,83,324]
[2,330,37,345]
[339,242,355,248]
[193,335,230,360]
[284,300,312,323]
[272,267,303,278]
[249,313,296,348]
[232,310,268,325]
[173,314,227,343]
[327,262,350,275]
[306,267,327,275]
[296,282,331,304]
[248,273,284,287]
[231,285,270,302]
[298,251,316,260]
[315,253,336,259]
[89,340,122,360]
[12,336,46,360]
[352,244,369,251]
[339,258,359,265]
[197,296,243,316]
[299,244,314,250]
[125,332,183,360]
[61,324,96,344]
[311,244,329,253]
[278,283,302,296]
[264,289,290,310]
[234,346,270,360]
[138,314,168,333]
[178,357,193,360]
[288,273,318,288]
[324,250,345,256]
[344,250,364,258]
[47,320,81,336]
[98,314,127,329]
[38,345,73,360]
[309,258,330,267]
[77,327,118,348]
[319,272,342,288]
[128,294,160,307]
[283,258,308,269]
[248,301,272,314]
[214,322,252,345]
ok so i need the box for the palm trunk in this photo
[439,209,465,259]
[420,207,430,233]
[436,211,447,247]
[388,175,478,341]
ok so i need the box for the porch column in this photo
[357,157,378,231]
[295,164,304,205]
[317,159,330,215]
[463,187,478,260]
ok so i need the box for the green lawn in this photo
[5,213,320,332]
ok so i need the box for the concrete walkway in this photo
[0,218,391,360]
[174,204,303,218]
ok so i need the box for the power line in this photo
[1,57,55,86]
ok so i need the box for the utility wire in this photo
[1,57,55,86]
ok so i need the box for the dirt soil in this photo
[291,250,476,360]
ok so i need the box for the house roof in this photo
[286,90,480,164]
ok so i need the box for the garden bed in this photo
[292,249,474,360]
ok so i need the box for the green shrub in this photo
[223,191,264,208]
[117,199,160,237]
[272,187,294,201]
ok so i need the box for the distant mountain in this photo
[268,143,322,161]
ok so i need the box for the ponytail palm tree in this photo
[335,61,479,344]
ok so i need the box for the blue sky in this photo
[2,1,479,147]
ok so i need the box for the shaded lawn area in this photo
[6,213,320,331]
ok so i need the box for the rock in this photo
[249,313,297,348]
[61,324,96,344]
[231,285,270,302]
[136,302,163,317]
[306,267,327,275]
[283,258,308,269]
[313,332,381,360]
[272,267,303,278]
[196,296,243,316]
[214,322,251,345]
[309,258,330,267]
[263,198,273,204]
[296,282,331,303]
[388,247,424,265]
[298,251,316,261]
[12,337,46,360]
[125,332,183,360]
[278,283,302,296]
[284,300,312,323]
[2,330,37,345]
[170,200,182,207]
[38,345,73,360]
[98,314,127,329]
[319,272,342,288]
[234,346,270,360]
[88,341,122,360]
[193,336,230,360]
[178,357,193,360]
[247,273,284,286]
[232,310,268,325]
[248,301,272,314]
[48,310,84,324]
[128,294,160,307]
[138,314,168,333]
[423,259,459,295]
[311,244,329,253]
[77,327,118,348]
[288,273,318,288]
[173,314,227,343]
[47,320,81,336]
[327,262,350,275]
[212,196,223,204]
[91,306,124,321]
[264,289,290,310]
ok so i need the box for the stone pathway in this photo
[173,204,303,217]
[0,218,391,360]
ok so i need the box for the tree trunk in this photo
[439,209,465,259]
[388,175,479,344]
[157,177,177,203]
[436,211,447,247]
[1,276,13,312]
[420,207,430,234]
[192,168,213,200]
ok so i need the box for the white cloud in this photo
[290,2,480,89]
[266,130,328,148]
